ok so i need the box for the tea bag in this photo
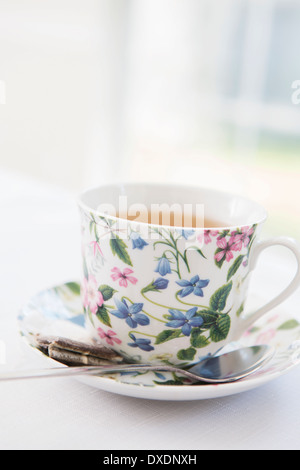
[34,334,124,366]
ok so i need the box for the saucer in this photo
[18,281,300,401]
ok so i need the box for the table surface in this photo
[0,169,300,451]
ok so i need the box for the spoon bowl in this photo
[187,344,274,383]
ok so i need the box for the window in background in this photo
[105,0,300,240]
[0,0,299,240]
[213,0,300,238]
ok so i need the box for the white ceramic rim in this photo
[78,182,268,232]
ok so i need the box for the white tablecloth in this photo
[0,169,300,450]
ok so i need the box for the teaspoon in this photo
[0,345,274,384]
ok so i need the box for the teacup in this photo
[78,183,300,365]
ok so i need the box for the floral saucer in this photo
[18,281,300,401]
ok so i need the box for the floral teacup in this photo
[78,183,300,366]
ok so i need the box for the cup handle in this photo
[235,236,300,337]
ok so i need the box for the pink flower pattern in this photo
[111,267,138,287]
[197,230,219,245]
[214,237,239,263]
[229,226,254,251]
[83,275,104,314]
[90,240,104,257]
[97,327,122,346]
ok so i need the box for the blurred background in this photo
[0,0,300,238]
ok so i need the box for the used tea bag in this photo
[34,334,124,366]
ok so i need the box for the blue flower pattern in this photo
[111,298,149,329]
[130,232,149,250]
[166,307,204,336]
[177,229,195,240]
[128,333,154,352]
[153,278,169,290]
[155,256,171,276]
[176,275,210,298]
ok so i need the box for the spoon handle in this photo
[0,364,186,382]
